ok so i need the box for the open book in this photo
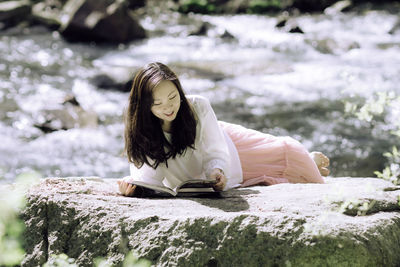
[127,178,219,197]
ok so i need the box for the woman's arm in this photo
[117,178,137,196]
[209,168,227,191]
[118,163,166,197]
[195,96,230,188]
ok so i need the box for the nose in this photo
[163,102,173,110]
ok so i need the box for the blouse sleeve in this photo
[129,162,164,186]
[195,96,230,178]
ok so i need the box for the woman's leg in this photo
[219,121,325,187]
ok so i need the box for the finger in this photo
[213,182,223,191]
[125,185,132,196]
[214,186,223,192]
[218,176,227,190]
[119,182,132,196]
[216,183,224,191]
[126,185,136,196]
[118,181,126,192]
[125,184,134,195]
[119,184,128,195]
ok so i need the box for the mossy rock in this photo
[178,0,217,14]
[22,177,400,266]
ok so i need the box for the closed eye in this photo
[169,95,177,100]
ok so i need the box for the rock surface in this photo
[31,0,64,30]
[22,177,400,266]
[0,0,31,29]
[175,0,347,14]
[59,0,146,43]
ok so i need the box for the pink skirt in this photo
[219,121,324,187]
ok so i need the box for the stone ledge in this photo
[22,177,400,266]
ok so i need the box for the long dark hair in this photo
[124,62,197,169]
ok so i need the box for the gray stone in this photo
[31,0,63,30]
[90,74,131,92]
[59,0,146,43]
[389,18,400,35]
[126,0,146,10]
[0,0,31,29]
[305,37,360,55]
[174,0,344,14]
[22,177,400,266]
[33,95,97,133]
[324,0,353,15]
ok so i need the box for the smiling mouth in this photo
[165,111,174,117]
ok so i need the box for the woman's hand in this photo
[117,177,137,197]
[209,168,227,192]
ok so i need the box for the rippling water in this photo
[1,7,399,182]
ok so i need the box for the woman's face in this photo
[150,80,181,127]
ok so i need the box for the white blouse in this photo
[129,95,243,190]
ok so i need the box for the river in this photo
[1,6,399,182]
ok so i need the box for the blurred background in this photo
[0,0,399,182]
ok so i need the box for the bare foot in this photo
[310,151,329,167]
[319,167,330,176]
[117,179,137,197]
[310,151,330,176]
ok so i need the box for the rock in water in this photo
[33,94,97,132]
[31,0,63,30]
[0,0,31,30]
[389,18,400,35]
[59,0,146,43]
[324,0,353,15]
[22,177,400,266]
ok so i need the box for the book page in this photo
[178,179,217,193]
[129,180,177,196]
[178,187,216,193]
[129,178,219,196]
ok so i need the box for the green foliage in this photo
[248,0,283,13]
[95,252,151,267]
[0,172,40,266]
[43,254,78,267]
[374,146,400,185]
[344,91,395,122]
[344,91,400,185]
[45,252,150,267]
[337,198,376,216]
[178,0,216,14]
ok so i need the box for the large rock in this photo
[175,0,344,14]
[33,95,98,133]
[22,177,400,266]
[59,0,146,43]
[0,0,31,30]
[31,0,64,30]
[389,18,400,35]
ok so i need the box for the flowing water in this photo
[1,6,399,182]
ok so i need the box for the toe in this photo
[321,155,330,167]
[319,167,330,177]
[311,151,330,168]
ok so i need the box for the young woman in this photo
[118,62,329,196]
